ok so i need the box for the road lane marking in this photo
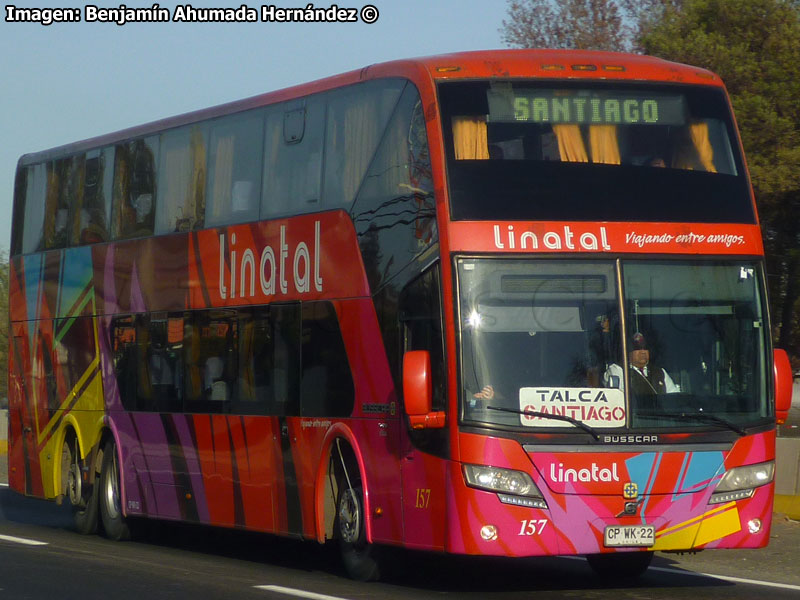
[648,565,800,591]
[562,556,800,591]
[0,534,48,546]
[254,585,350,600]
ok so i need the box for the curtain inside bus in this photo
[452,116,489,160]
[451,117,714,172]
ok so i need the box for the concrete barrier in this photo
[0,409,7,456]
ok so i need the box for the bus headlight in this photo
[709,461,774,505]
[463,464,547,508]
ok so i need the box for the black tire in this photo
[336,475,380,581]
[65,441,98,535]
[586,551,654,578]
[99,440,130,541]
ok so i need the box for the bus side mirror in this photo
[403,350,445,429]
[774,349,792,425]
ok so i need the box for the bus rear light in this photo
[571,64,598,71]
[436,66,461,72]
[603,65,626,72]
[709,461,774,504]
[541,64,565,71]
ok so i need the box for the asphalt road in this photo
[2,457,800,600]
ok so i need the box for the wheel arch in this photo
[55,412,106,500]
[99,414,127,516]
[314,422,372,544]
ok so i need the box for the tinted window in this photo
[300,302,354,417]
[439,80,754,223]
[272,303,302,416]
[351,83,436,291]
[206,112,263,227]
[11,166,28,256]
[18,164,47,254]
[54,315,95,400]
[262,95,325,218]
[236,308,272,414]
[113,137,159,239]
[236,304,302,416]
[400,265,446,412]
[156,125,207,233]
[322,80,404,208]
[46,156,83,249]
[148,313,184,412]
[184,310,237,414]
[79,148,114,244]
[111,315,141,411]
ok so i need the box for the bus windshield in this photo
[440,81,754,223]
[458,259,769,432]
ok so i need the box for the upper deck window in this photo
[440,81,754,223]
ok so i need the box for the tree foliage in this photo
[640,0,800,359]
[500,0,680,52]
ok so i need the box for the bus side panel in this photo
[334,298,404,545]
[8,321,32,495]
[8,255,48,497]
[400,447,448,551]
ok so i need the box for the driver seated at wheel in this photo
[604,332,679,395]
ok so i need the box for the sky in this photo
[0,0,506,254]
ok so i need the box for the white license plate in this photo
[603,525,655,547]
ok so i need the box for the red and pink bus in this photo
[8,50,794,579]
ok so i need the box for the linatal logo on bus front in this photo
[493,224,612,251]
[217,221,323,300]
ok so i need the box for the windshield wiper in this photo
[487,405,600,440]
[637,411,747,436]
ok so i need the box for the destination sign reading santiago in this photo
[488,86,686,126]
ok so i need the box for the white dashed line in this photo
[254,585,351,600]
[0,534,48,546]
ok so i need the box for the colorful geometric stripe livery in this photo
[9,210,777,554]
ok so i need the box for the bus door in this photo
[399,266,448,550]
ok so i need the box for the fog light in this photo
[748,519,762,534]
[480,525,498,541]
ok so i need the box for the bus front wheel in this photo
[336,474,380,581]
[99,440,130,541]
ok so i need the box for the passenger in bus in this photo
[604,332,679,395]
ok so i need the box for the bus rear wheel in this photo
[64,439,98,535]
[99,440,130,541]
[586,551,653,578]
[336,474,380,581]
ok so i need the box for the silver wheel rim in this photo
[67,461,82,506]
[103,449,121,520]
[339,488,361,544]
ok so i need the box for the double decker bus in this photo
[9,49,794,580]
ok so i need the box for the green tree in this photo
[500,0,680,52]
[640,0,800,362]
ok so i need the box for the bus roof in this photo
[18,49,723,167]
